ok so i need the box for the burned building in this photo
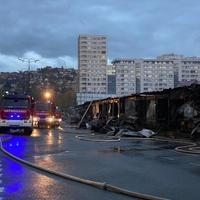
[76,84,200,138]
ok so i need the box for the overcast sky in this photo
[0,0,200,71]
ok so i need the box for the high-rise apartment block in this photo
[77,34,200,105]
[157,54,200,87]
[77,35,114,105]
[112,59,136,96]
[140,59,174,92]
[112,57,174,97]
[178,59,200,86]
[112,54,200,96]
[78,35,107,94]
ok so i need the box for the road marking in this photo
[190,162,200,167]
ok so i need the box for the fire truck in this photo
[33,101,56,128]
[0,93,34,135]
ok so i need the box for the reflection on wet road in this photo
[0,127,200,200]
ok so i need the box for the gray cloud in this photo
[0,0,200,70]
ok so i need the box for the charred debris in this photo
[75,84,200,139]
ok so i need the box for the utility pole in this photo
[18,58,39,94]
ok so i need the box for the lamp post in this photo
[44,91,51,101]
[18,58,39,94]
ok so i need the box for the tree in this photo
[55,89,76,113]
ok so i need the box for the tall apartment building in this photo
[178,59,200,86]
[158,54,200,87]
[78,35,107,94]
[112,54,200,96]
[77,37,200,105]
[112,59,136,96]
[140,59,174,92]
[77,35,112,105]
[112,56,175,95]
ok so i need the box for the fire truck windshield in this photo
[35,103,52,112]
[0,98,29,108]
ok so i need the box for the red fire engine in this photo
[0,93,34,135]
[33,101,56,128]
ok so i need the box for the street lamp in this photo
[44,91,51,100]
[18,57,39,94]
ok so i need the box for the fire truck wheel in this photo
[24,128,33,135]
[0,127,6,133]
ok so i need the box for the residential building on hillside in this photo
[0,67,77,94]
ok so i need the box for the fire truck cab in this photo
[0,94,34,135]
[33,101,56,128]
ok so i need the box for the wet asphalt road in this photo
[0,126,200,200]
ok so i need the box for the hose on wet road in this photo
[175,143,200,154]
[76,135,121,142]
[63,127,200,154]
[76,134,200,154]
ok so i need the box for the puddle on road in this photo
[33,150,70,158]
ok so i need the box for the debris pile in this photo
[88,115,156,138]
